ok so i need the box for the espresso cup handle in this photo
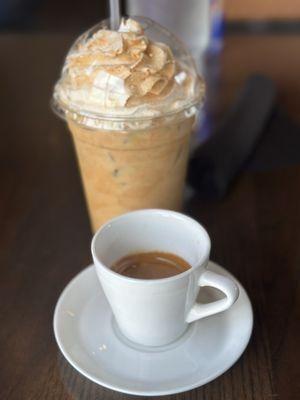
[186,270,239,323]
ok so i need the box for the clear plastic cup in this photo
[52,17,204,232]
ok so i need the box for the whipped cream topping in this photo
[54,18,204,125]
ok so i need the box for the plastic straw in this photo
[109,0,120,30]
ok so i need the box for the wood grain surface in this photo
[0,33,299,399]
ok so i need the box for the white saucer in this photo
[53,262,253,396]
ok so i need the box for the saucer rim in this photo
[53,262,253,396]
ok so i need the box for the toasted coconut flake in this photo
[86,30,123,56]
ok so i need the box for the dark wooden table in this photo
[1,32,300,399]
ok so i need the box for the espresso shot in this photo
[111,251,191,279]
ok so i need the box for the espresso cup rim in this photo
[91,209,211,285]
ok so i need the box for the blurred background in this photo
[2,0,300,32]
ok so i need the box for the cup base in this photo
[111,317,196,353]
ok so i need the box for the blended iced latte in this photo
[53,17,204,232]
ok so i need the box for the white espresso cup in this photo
[91,209,239,347]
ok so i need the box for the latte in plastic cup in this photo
[53,17,205,232]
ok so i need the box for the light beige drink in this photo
[53,17,204,232]
[68,117,193,231]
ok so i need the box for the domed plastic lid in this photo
[52,16,205,130]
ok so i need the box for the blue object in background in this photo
[209,0,224,53]
[0,0,41,28]
[194,1,224,145]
